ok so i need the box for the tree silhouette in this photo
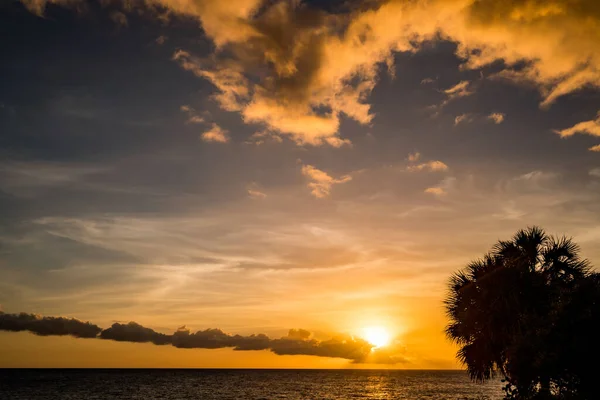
[444,227,599,399]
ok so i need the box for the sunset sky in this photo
[1,0,600,368]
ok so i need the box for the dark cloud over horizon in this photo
[0,312,406,364]
[0,311,102,338]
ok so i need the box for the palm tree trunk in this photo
[539,377,551,399]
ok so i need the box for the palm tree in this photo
[444,227,592,399]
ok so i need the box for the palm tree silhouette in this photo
[444,227,595,399]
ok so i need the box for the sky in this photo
[1,0,600,368]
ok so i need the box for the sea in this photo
[0,369,504,399]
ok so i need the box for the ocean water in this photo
[0,369,504,399]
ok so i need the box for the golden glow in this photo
[362,326,391,348]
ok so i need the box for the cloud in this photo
[590,168,600,178]
[0,162,105,186]
[507,170,558,191]
[555,112,600,138]
[172,327,271,350]
[110,11,128,27]
[155,35,167,45]
[515,170,557,182]
[454,113,473,126]
[407,152,421,162]
[180,105,206,124]
[590,145,600,152]
[0,161,108,197]
[425,177,456,197]
[247,189,267,199]
[172,50,249,113]
[443,81,473,102]
[301,164,352,198]
[188,116,205,124]
[424,187,447,196]
[407,160,449,172]
[487,112,505,124]
[0,311,404,363]
[247,183,267,199]
[21,0,600,142]
[0,312,101,338]
[100,321,171,345]
[201,123,229,143]
[269,332,373,362]
[453,112,505,125]
[286,328,311,340]
[20,0,76,16]
[246,130,284,145]
[430,81,475,113]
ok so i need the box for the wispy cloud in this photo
[247,183,267,199]
[429,81,475,115]
[590,144,600,152]
[246,130,284,146]
[487,112,505,124]
[180,105,206,124]
[301,164,351,198]
[407,152,421,162]
[0,161,108,197]
[424,177,456,197]
[248,189,267,199]
[201,123,229,143]
[424,187,447,196]
[443,81,473,102]
[110,11,128,28]
[555,112,600,138]
[406,153,448,173]
[454,113,474,126]
[407,160,448,173]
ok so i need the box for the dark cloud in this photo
[172,327,272,351]
[270,335,372,362]
[0,312,408,363]
[99,321,172,345]
[286,328,311,340]
[0,312,102,338]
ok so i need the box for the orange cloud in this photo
[443,81,473,102]
[556,112,600,138]
[487,113,506,124]
[407,152,421,162]
[301,164,351,198]
[424,187,447,196]
[201,123,229,143]
[424,176,456,196]
[454,113,473,126]
[22,0,600,143]
[407,160,449,172]
[180,105,205,124]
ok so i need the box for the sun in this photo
[362,326,391,348]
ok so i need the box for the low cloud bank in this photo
[0,312,102,338]
[0,312,406,363]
